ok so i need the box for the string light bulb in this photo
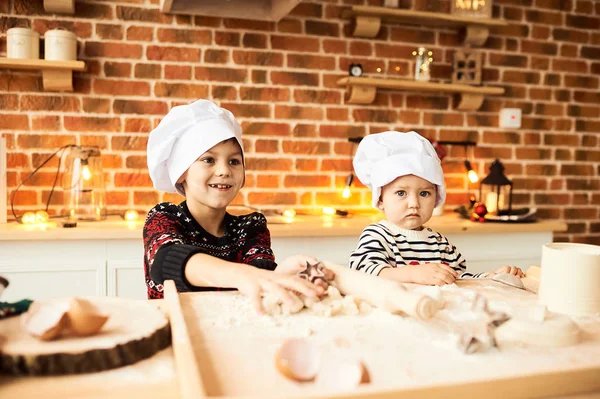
[464,160,479,183]
[323,207,336,216]
[21,211,36,224]
[35,210,49,224]
[342,173,354,199]
[123,209,139,222]
[282,209,296,218]
[81,164,92,181]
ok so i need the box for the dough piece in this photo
[261,292,305,316]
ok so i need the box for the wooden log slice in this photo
[0,297,171,376]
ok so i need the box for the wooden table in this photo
[1,280,599,399]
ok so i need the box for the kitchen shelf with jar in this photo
[0,58,86,92]
[337,76,504,111]
[344,5,508,46]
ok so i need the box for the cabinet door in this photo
[0,241,106,302]
[106,240,147,299]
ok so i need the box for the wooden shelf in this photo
[0,58,86,91]
[344,5,508,46]
[43,0,75,14]
[161,0,302,22]
[337,76,504,110]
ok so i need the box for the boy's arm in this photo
[349,228,396,276]
[240,213,277,271]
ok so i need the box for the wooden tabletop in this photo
[0,214,567,241]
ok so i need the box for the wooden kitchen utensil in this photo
[0,297,171,375]
[323,262,442,320]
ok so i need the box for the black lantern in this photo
[479,159,513,215]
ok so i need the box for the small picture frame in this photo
[451,0,492,18]
[452,49,482,85]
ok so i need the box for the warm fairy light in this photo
[282,209,296,218]
[21,211,36,224]
[376,67,382,73]
[35,210,49,224]
[124,209,139,222]
[323,207,336,216]
[395,66,400,71]
[342,186,352,199]
[82,164,92,181]
[468,170,479,183]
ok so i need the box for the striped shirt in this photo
[349,220,486,278]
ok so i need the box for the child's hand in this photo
[235,267,324,314]
[275,255,319,275]
[409,263,459,286]
[493,265,524,277]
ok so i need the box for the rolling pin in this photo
[322,262,442,320]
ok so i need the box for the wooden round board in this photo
[0,297,171,376]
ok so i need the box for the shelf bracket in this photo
[353,16,381,38]
[42,69,74,91]
[346,85,377,104]
[457,93,485,111]
[464,25,489,47]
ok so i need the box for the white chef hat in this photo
[147,99,243,195]
[353,131,446,208]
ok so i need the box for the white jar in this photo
[7,27,40,59]
[44,29,77,61]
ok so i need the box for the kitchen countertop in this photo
[0,213,567,241]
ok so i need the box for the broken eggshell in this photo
[275,338,321,382]
[316,357,370,390]
[66,297,109,336]
[23,300,70,341]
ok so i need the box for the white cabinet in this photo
[0,216,565,302]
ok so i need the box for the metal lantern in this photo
[479,159,513,215]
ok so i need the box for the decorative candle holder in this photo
[412,47,433,81]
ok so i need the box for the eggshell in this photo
[316,357,370,390]
[66,298,109,336]
[275,338,321,382]
[23,301,70,341]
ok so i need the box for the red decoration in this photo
[471,202,488,223]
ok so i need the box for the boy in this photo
[144,99,323,312]
[349,131,523,286]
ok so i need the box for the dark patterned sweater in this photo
[143,201,277,299]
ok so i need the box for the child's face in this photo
[179,139,244,211]
[377,174,436,230]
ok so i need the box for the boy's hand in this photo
[493,265,524,277]
[275,255,319,275]
[380,263,458,286]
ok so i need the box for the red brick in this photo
[82,98,110,114]
[224,19,275,32]
[482,131,521,144]
[326,108,349,121]
[255,139,279,153]
[552,28,590,43]
[233,50,283,67]
[126,26,154,41]
[154,83,208,99]
[284,174,331,187]
[112,136,148,151]
[564,208,598,220]
[85,42,143,59]
[104,62,132,77]
[246,158,292,171]
[565,75,599,89]
[256,175,281,188]
[125,155,147,169]
[576,120,600,133]
[321,158,351,173]
[560,44,578,58]
[124,119,152,133]
[305,20,339,37]
[574,91,600,103]
[195,67,247,83]
[424,112,465,127]
[282,140,329,155]
[293,124,317,138]
[214,31,240,47]
[116,6,171,24]
[295,159,318,172]
[212,86,237,100]
[568,105,600,118]
[0,114,28,130]
[134,64,161,79]
[290,2,322,17]
[147,45,200,62]
[94,79,150,96]
[575,150,600,162]
[18,134,76,149]
[31,20,92,38]
[115,172,152,187]
[319,125,365,139]
[294,89,341,104]
[20,95,79,112]
[271,35,319,52]
[156,28,211,44]
[133,191,159,205]
[349,42,373,56]
[247,192,296,205]
[221,103,271,119]
[32,116,60,131]
[275,105,323,120]
[287,54,336,70]
[164,65,191,80]
[96,24,123,40]
[323,39,347,54]
[271,71,319,87]
[566,178,600,190]
[352,109,397,124]
[80,135,109,150]
[243,122,291,137]
[277,19,302,34]
[113,100,168,115]
[240,87,290,102]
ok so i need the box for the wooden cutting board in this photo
[0,297,171,376]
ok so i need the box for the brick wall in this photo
[0,0,598,244]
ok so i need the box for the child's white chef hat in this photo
[353,131,446,208]
[147,99,243,195]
